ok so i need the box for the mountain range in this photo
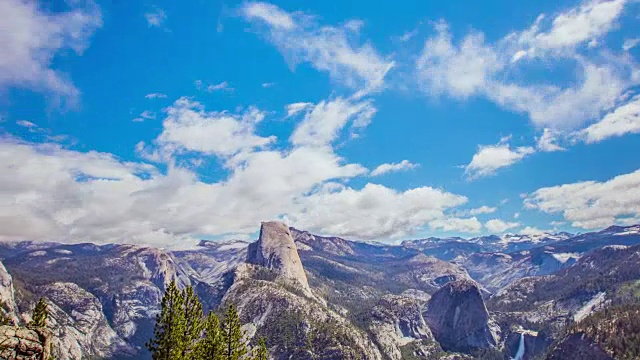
[1,223,639,359]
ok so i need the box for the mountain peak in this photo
[246,221,311,293]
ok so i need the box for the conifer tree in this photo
[180,286,204,360]
[221,304,248,360]
[29,298,48,328]
[196,311,224,360]
[146,281,186,360]
[252,338,269,360]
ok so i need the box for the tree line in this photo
[146,281,268,360]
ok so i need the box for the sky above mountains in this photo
[1,0,640,247]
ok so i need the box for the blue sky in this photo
[1,0,640,247]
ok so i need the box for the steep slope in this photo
[424,280,497,353]
[0,260,19,323]
[247,221,311,294]
[225,222,384,359]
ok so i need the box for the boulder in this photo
[0,325,51,360]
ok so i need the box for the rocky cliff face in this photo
[368,295,433,360]
[424,279,496,353]
[0,261,18,323]
[0,326,51,360]
[247,221,310,294]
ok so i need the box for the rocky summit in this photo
[424,279,497,353]
[247,221,311,293]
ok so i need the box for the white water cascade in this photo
[513,332,525,360]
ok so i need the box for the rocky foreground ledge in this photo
[0,325,51,360]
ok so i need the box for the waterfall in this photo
[513,332,525,360]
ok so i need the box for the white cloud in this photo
[292,182,472,238]
[518,0,629,53]
[623,38,640,51]
[241,2,295,30]
[262,82,276,88]
[485,218,520,233]
[133,110,156,122]
[469,206,497,215]
[429,217,483,234]
[465,137,535,179]
[3,92,486,245]
[145,97,275,160]
[16,120,37,128]
[524,168,640,229]
[241,2,394,95]
[285,102,313,117]
[207,81,233,92]
[370,160,418,176]
[289,97,376,147]
[0,0,102,105]
[514,212,520,219]
[537,128,566,152]
[145,93,167,99]
[484,219,520,234]
[519,226,549,236]
[579,95,640,143]
[416,21,501,98]
[415,0,638,129]
[145,7,166,28]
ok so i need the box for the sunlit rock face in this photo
[424,279,496,353]
[247,221,311,293]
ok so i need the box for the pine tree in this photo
[179,286,204,360]
[221,304,248,360]
[29,298,48,328]
[195,311,224,360]
[252,338,269,360]
[146,281,186,360]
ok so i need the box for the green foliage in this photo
[568,304,640,360]
[180,286,204,360]
[195,311,224,360]
[146,281,187,360]
[221,304,249,360]
[251,338,269,360]
[29,297,48,328]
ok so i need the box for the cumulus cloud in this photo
[145,97,276,160]
[429,217,483,234]
[414,0,638,130]
[1,96,485,246]
[519,226,550,236]
[465,137,535,179]
[485,218,520,233]
[0,0,102,105]
[370,160,418,176]
[469,206,497,215]
[416,21,501,98]
[524,168,640,229]
[241,1,394,95]
[579,95,640,143]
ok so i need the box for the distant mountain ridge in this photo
[0,223,638,359]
